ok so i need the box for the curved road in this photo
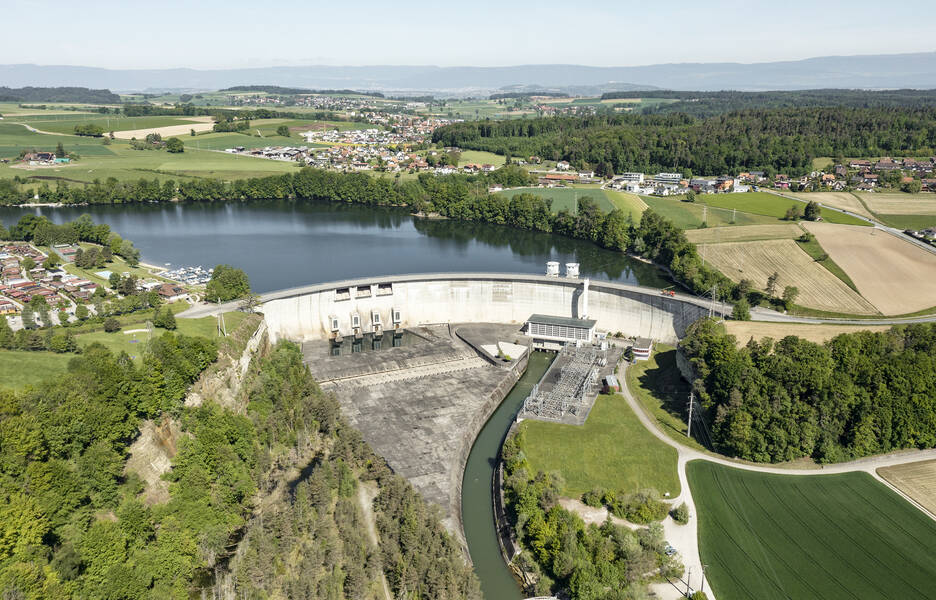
[617,362,936,600]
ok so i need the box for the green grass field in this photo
[0,350,73,390]
[519,391,680,497]
[688,461,936,600]
[9,114,200,135]
[457,150,506,168]
[873,214,936,229]
[624,346,708,452]
[642,195,779,229]
[496,186,617,214]
[700,192,870,226]
[74,311,248,363]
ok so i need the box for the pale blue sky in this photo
[2,0,934,69]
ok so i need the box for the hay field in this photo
[701,239,878,314]
[685,223,803,244]
[724,321,890,346]
[786,191,874,218]
[112,116,215,140]
[802,222,936,315]
[878,460,936,517]
[856,192,936,215]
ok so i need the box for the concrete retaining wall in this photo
[263,273,710,346]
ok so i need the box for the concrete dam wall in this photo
[263,273,712,345]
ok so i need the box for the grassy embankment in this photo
[518,390,680,498]
[624,346,708,452]
[689,460,936,600]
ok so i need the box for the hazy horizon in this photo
[2,0,935,70]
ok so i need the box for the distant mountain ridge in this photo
[1,52,934,92]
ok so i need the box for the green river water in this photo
[461,352,554,600]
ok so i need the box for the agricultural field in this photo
[700,239,878,314]
[878,460,936,517]
[110,116,215,139]
[802,222,936,315]
[8,114,206,136]
[784,191,874,219]
[518,391,680,497]
[641,195,779,229]
[700,191,870,226]
[856,192,936,215]
[724,321,891,346]
[684,223,803,244]
[688,461,936,600]
[0,121,117,160]
[0,349,73,390]
[0,137,299,184]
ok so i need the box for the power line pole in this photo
[687,392,694,439]
[686,566,693,597]
[702,205,707,225]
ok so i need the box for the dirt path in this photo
[13,122,77,136]
[358,482,392,600]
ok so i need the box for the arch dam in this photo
[256,273,718,546]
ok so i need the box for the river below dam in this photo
[0,199,668,597]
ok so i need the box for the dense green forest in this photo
[0,87,121,104]
[432,108,936,175]
[0,168,733,299]
[680,319,936,463]
[501,429,682,598]
[601,89,936,117]
[0,313,477,599]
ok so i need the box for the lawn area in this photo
[0,122,117,160]
[74,311,248,362]
[0,350,73,390]
[700,192,870,226]
[624,346,708,452]
[688,461,936,600]
[873,213,936,230]
[518,391,680,498]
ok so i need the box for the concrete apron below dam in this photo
[301,322,530,550]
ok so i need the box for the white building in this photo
[618,172,645,183]
[526,314,597,350]
[655,172,683,184]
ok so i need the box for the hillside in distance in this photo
[1,52,935,92]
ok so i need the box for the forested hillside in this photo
[602,89,936,117]
[681,319,936,463]
[0,316,477,598]
[432,108,936,175]
[0,86,120,104]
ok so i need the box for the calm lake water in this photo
[0,200,668,292]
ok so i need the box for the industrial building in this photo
[525,314,597,350]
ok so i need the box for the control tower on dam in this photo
[262,272,714,345]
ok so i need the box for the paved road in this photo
[615,362,936,600]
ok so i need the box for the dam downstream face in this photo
[0,200,669,293]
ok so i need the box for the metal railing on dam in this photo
[260,272,726,345]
